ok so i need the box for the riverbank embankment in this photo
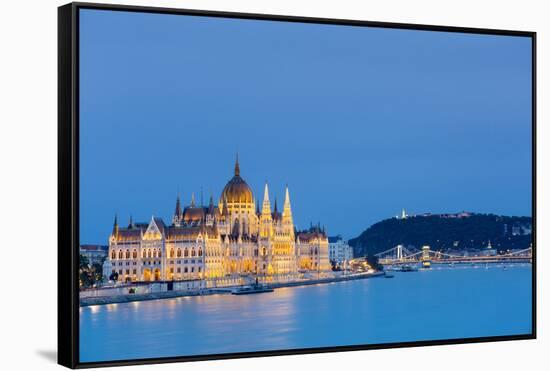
[79,271,384,307]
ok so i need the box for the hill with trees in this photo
[348,212,532,258]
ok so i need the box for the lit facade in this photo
[328,236,353,264]
[103,157,330,282]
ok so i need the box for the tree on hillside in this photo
[349,213,532,257]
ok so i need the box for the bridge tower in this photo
[421,245,431,268]
[396,244,403,261]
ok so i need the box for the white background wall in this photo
[0,0,547,370]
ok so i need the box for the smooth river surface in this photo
[80,265,532,362]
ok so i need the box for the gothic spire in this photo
[208,194,215,215]
[262,183,271,214]
[283,185,292,217]
[190,192,196,207]
[174,193,182,218]
[282,185,294,236]
[234,152,240,177]
[113,214,119,236]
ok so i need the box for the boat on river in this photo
[232,282,274,295]
[397,264,418,272]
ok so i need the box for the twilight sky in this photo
[79,9,532,244]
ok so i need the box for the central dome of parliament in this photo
[220,156,253,205]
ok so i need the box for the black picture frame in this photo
[58,2,537,368]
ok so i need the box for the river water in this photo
[80,264,532,363]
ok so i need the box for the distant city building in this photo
[80,244,108,264]
[396,210,474,220]
[439,211,472,219]
[103,156,330,282]
[479,240,497,256]
[328,235,353,265]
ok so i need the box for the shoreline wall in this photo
[80,271,384,307]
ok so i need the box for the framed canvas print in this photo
[58,2,536,368]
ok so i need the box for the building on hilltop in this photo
[103,155,330,282]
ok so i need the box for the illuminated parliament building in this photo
[103,157,330,282]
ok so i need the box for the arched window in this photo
[142,250,146,258]
[177,248,182,257]
[158,250,162,257]
[118,250,123,259]
[191,249,196,257]
[153,249,157,258]
[147,249,152,258]
[198,249,203,257]
[184,248,189,257]
[170,248,174,258]
[111,250,116,259]
[125,250,130,259]
[132,249,137,259]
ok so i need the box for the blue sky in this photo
[79,9,532,244]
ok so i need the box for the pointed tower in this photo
[219,195,230,235]
[112,214,119,238]
[208,194,215,215]
[234,152,240,177]
[282,185,294,238]
[190,192,196,207]
[260,183,273,237]
[128,215,134,229]
[173,193,182,225]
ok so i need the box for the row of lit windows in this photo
[113,269,137,275]
[112,248,206,260]
[168,248,203,258]
[167,259,202,265]
[112,247,320,260]
[169,266,201,274]
[111,249,162,260]
[117,261,137,266]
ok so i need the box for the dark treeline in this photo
[349,213,532,258]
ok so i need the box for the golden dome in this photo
[182,207,205,222]
[220,156,253,205]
